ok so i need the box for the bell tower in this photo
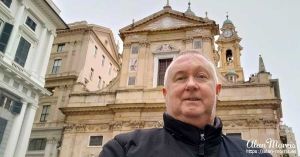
[216,15,244,82]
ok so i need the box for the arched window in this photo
[226,49,233,64]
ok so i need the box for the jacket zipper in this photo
[198,132,205,156]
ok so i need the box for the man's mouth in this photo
[184,98,201,101]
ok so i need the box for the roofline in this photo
[44,0,69,30]
[119,8,216,33]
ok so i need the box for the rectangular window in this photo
[89,136,103,146]
[0,117,7,145]
[98,76,102,88]
[94,46,98,57]
[51,59,62,74]
[0,22,13,53]
[1,0,12,8]
[40,105,50,122]
[90,68,94,80]
[102,55,105,66]
[226,133,241,139]
[193,40,202,49]
[25,17,36,31]
[157,58,172,86]
[109,63,112,75]
[10,101,22,114]
[128,76,136,85]
[131,45,139,54]
[57,43,65,52]
[28,138,47,151]
[14,37,31,67]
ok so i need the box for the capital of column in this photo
[47,137,58,144]
[27,103,39,110]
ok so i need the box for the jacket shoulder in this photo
[222,135,272,157]
[114,128,163,149]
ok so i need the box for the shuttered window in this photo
[1,0,12,8]
[0,118,7,144]
[157,58,172,86]
[40,105,50,122]
[51,59,62,74]
[14,37,31,67]
[25,17,36,31]
[0,22,13,53]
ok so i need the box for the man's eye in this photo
[195,74,208,79]
[175,76,186,81]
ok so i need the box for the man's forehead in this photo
[170,54,211,69]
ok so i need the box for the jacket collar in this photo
[163,113,223,146]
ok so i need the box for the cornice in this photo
[122,23,214,35]
[60,103,165,116]
[217,99,281,109]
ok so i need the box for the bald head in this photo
[162,50,222,128]
[164,50,219,87]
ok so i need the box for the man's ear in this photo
[162,87,167,97]
[216,84,222,95]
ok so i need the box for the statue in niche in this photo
[129,58,138,71]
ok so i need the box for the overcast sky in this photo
[52,0,300,151]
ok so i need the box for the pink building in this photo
[27,21,121,157]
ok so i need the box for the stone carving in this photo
[154,120,164,128]
[145,17,190,30]
[109,120,145,130]
[109,121,122,130]
[222,118,277,128]
[129,58,138,72]
[75,124,86,132]
[130,120,145,128]
[156,44,176,52]
[64,123,75,132]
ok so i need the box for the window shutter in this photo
[0,118,7,144]
[14,37,31,67]
[0,22,13,53]
[10,101,22,114]
[1,0,12,8]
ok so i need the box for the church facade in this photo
[58,3,287,157]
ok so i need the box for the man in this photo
[99,50,271,157]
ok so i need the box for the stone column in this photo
[13,103,38,157]
[31,25,48,77]
[44,137,58,157]
[5,4,25,59]
[40,30,55,81]
[3,101,27,157]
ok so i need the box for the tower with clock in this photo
[216,15,245,82]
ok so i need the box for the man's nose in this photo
[185,77,198,90]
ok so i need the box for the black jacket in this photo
[100,113,272,157]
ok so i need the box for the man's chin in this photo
[182,110,206,118]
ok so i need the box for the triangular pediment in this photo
[120,8,213,34]
[141,16,193,30]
